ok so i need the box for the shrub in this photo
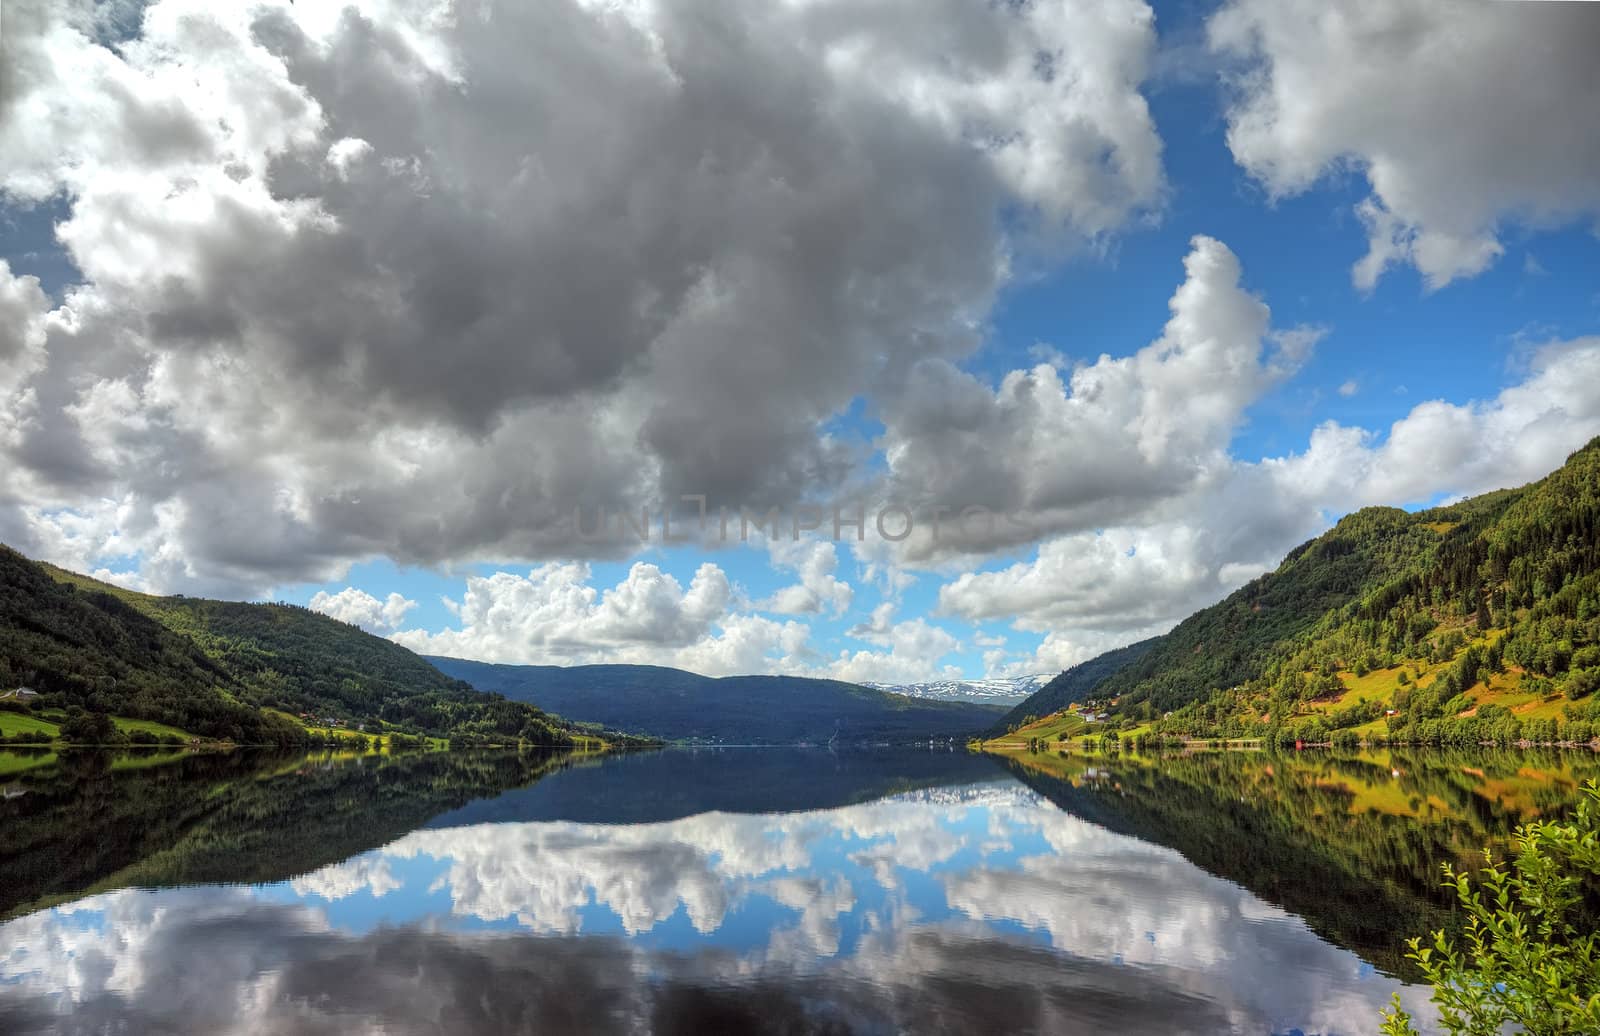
[58,709,126,745]
[1381,782,1600,1036]
[1564,667,1600,701]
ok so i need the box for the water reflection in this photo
[0,751,1440,1035]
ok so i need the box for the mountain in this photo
[1000,436,1600,746]
[426,657,1006,744]
[0,545,627,747]
[862,675,1052,706]
[986,639,1160,735]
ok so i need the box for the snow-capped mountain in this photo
[863,674,1053,706]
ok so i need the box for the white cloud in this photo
[1337,379,1358,398]
[874,235,1321,561]
[0,262,50,409]
[389,561,814,677]
[1211,0,1600,289]
[308,587,418,635]
[831,607,963,685]
[940,526,1222,634]
[1266,339,1600,508]
[762,538,854,617]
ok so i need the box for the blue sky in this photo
[3,0,1598,683]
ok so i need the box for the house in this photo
[1,687,40,702]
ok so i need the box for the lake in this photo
[2,744,1597,1034]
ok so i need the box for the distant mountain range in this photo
[427,657,1005,744]
[863,675,1052,706]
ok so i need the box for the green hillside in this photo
[1000,436,1600,748]
[0,546,632,748]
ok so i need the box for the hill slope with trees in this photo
[999,436,1600,748]
[0,547,623,747]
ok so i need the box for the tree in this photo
[1565,667,1600,701]
[58,709,124,745]
[1380,781,1600,1036]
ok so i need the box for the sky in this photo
[2,0,1599,684]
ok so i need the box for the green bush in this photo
[58,709,127,745]
[1381,782,1600,1036]
[1564,667,1600,701]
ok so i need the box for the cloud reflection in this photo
[0,784,1435,1034]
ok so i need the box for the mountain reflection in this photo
[1,780,1432,1035]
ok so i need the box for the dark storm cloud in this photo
[0,0,1164,591]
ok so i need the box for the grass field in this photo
[981,709,1171,753]
[112,717,194,740]
[267,710,452,751]
[2,711,201,742]
[0,711,61,738]
[987,711,1088,747]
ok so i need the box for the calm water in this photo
[2,745,1597,1035]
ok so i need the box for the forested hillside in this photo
[1000,437,1600,748]
[0,546,304,745]
[429,657,1005,744]
[0,547,624,747]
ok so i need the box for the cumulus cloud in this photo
[382,558,966,683]
[1265,339,1600,508]
[0,0,1166,594]
[942,527,1222,635]
[762,539,853,617]
[875,235,1321,562]
[390,560,817,677]
[1210,0,1600,289]
[308,587,417,634]
[832,605,963,685]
